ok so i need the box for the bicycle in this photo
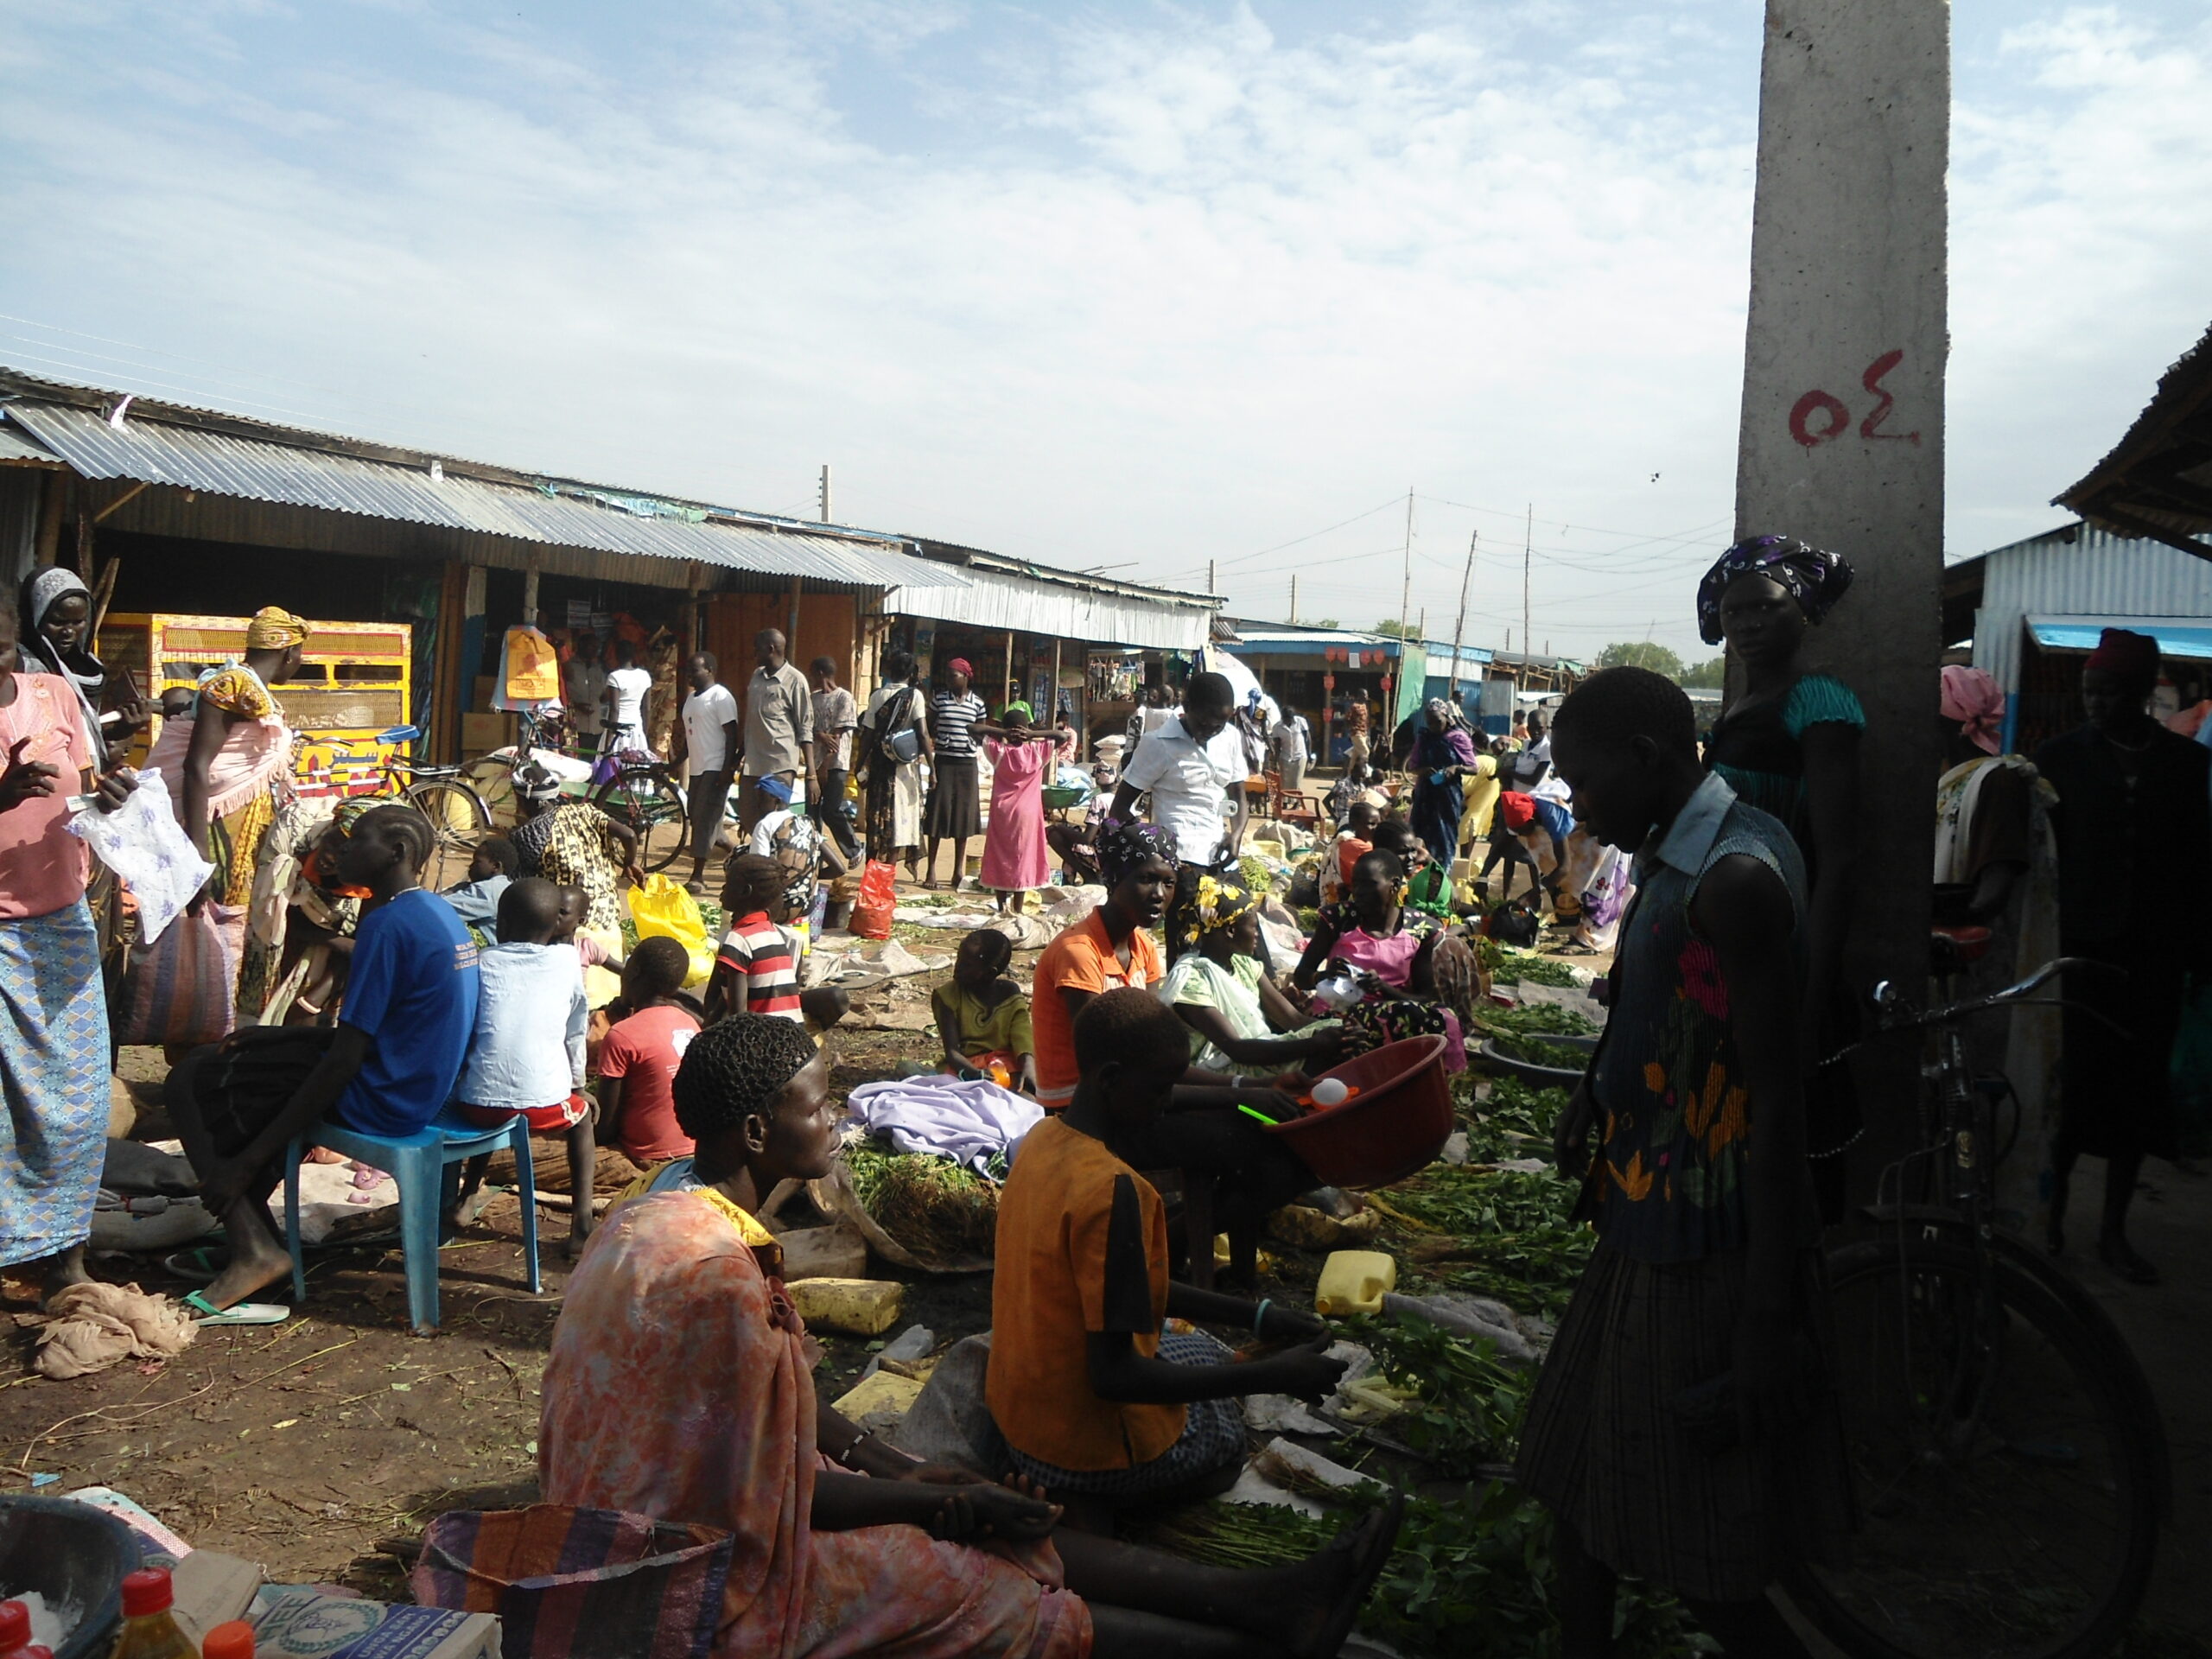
[1788,938,2171,1659]
[590,759,693,878]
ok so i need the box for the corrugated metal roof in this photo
[2027,614,2212,659]
[2,397,963,589]
[0,420,58,466]
[1230,625,1408,654]
[1969,522,2212,693]
[2056,321,2212,541]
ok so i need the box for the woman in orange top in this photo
[542,1013,1400,1659]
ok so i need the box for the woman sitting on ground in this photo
[1160,877,1341,1076]
[1294,849,1477,1071]
[1370,818,1462,922]
[541,1014,1400,1659]
[933,928,1039,1094]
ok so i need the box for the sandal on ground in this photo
[162,1248,225,1284]
[183,1289,290,1325]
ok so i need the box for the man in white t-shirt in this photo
[671,652,741,893]
[563,631,606,740]
[1109,671,1248,962]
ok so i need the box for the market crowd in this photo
[0,537,2204,1659]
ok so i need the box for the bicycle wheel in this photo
[1788,1236,2161,1659]
[595,767,690,875]
[463,757,521,830]
[405,779,489,892]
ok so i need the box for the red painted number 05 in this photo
[1789,349,1921,448]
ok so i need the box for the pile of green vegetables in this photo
[1476,1003,1599,1073]
[842,1140,1001,1258]
[1137,1314,1699,1657]
[1477,938,1583,988]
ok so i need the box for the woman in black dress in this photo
[2035,628,2212,1284]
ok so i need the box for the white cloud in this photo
[0,2,2204,658]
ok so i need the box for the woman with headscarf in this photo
[0,598,138,1304]
[923,657,987,890]
[1408,699,1478,868]
[974,701,1076,915]
[1160,874,1341,1075]
[1293,848,1477,1072]
[1696,536,1864,1207]
[510,762,643,943]
[2033,629,2211,1283]
[860,648,930,880]
[145,606,310,914]
[16,568,148,767]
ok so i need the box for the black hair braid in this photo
[672,1014,821,1141]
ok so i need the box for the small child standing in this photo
[440,836,518,950]
[454,877,594,1251]
[595,937,702,1172]
[707,853,801,1022]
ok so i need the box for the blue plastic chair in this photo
[283,1109,541,1335]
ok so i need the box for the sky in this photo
[2,1,2208,662]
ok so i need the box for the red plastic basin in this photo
[1267,1033,1453,1189]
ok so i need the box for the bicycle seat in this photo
[1929,925,1993,976]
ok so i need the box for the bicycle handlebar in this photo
[1819,957,2126,1068]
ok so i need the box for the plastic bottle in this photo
[112,1568,197,1659]
[0,1603,28,1655]
[203,1620,257,1659]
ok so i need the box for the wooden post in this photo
[1003,630,1016,715]
[786,575,804,653]
[1050,639,1064,729]
[32,474,67,569]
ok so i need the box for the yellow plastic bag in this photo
[626,875,713,988]
[503,626,560,702]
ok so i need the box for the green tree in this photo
[1373,619,1421,638]
[1679,655,1726,689]
[1595,641,1687,679]
[1310,617,1340,629]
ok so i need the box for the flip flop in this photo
[162,1247,225,1284]
[182,1289,290,1326]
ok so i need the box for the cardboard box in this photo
[251,1588,500,1659]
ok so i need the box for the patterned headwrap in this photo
[945,657,975,680]
[1179,874,1257,947]
[1694,535,1855,645]
[518,761,563,803]
[25,567,89,634]
[245,606,311,651]
[1939,665,2005,755]
[1096,818,1178,889]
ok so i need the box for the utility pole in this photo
[1447,531,1477,702]
[819,465,832,523]
[1521,503,1533,686]
[1208,559,1217,595]
[1289,573,1298,624]
[1395,487,1414,645]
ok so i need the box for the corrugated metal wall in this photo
[1971,524,2212,693]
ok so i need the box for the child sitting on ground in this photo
[706,853,802,1022]
[595,936,701,1173]
[988,988,1349,1530]
[453,878,594,1250]
[931,927,1038,1094]
[440,836,518,949]
[1372,817,1471,921]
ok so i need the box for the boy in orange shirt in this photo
[988,989,1362,1530]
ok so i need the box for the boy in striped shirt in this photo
[706,853,802,1022]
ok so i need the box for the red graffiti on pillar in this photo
[1789,390,1851,448]
[1787,349,1920,448]
[1858,349,1920,444]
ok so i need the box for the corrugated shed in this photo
[0,423,59,466]
[883,563,1211,652]
[1971,522,2212,693]
[2,399,963,590]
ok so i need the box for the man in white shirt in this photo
[563,631,606,741]
[1270,709,1312,798]
[671,652,741,893]
[1108,671,1249,962]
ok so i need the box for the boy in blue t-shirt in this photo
[168,804,481,1317]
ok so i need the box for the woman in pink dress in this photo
[976,704,1075,915]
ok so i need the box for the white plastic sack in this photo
[69,766,213,947]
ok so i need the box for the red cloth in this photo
[597,1005,701,1164]
[1499,791,1536,830]
[459,1093,591,1133]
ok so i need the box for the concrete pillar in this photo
[1734,1,1948,1173]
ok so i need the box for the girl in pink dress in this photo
[976,705,1076,915]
